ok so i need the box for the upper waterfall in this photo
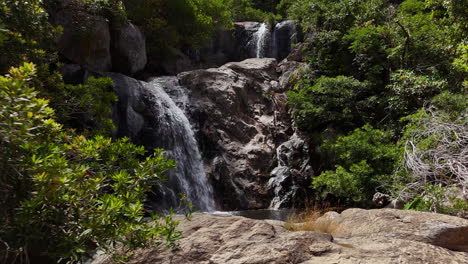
[253,23,270,58]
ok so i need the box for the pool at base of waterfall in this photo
[210,209,292,221]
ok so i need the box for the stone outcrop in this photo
[111,22,147,75]
[110,58,307,210]
[91,209,468,264]
[161,20,301,74]
[50,1,147,75]
[268,132,313,209]
[178,58,306,210]
[55,9,112,72]
[271,20,299,61]
[320,208,468,252]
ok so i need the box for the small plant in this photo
[312,124,400,205]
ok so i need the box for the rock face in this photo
[271,20,298,61]
[91,209,468,264]
[178,58,305,210]
[179,22,268,73]
[321,208,468,252]
[49,1,147,75]
[55,9,112,72]
[163,21,300,74]
[111,58,307,210]
[268,133,313,209]
[109,73,215,211]
[111,22,147,75]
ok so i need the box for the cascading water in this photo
[142,78,215,212]
[253,23,270,58]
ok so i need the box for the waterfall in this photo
[143,77,215,212]
[253,23,269,58]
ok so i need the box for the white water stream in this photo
[145,77,215,211]
[254,23,269,58]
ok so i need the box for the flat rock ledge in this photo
[92,209,468,264]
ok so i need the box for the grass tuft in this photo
[284,203,341,234]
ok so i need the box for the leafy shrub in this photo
[403,185,468,217]
[227,0,275,22]
[0,0,60,73]
[312,124,400,204]
[288,76,376,132]
[344,24,391,85]
[53,75,117,135]
[0,63,179,262]
[123,0,232,56]
[387,70,447,117]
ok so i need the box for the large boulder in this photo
[111,22,147,75]
[107,73,146,140]
[321,208,468,252]
[111,58,306,210]
[91,210,468,264]
[178,58,293,209]
[54,9,112,72]
[271,20,298,61]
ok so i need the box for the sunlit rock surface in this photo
[91,209,468,264]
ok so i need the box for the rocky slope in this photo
[177,58,299,209]
[91,209,468,264]
[110,58,308,210]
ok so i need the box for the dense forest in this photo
[0,0,466,262]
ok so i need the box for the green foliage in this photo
[452,43,468,89]
[0,63,179,262]
[387,70,447,116]
[1,0,117,136]
[344,24,391,85]
[431,91,468,120]
[227,0,272,22]
[288,76,375,132]
[0,0,60,73]
[312,125,401,204]
[123,0,232,56]
[54,76,117,135]
[403,185,468,217]
[0,63,61,218]
[250,0,281,13]
[286,0,468,210]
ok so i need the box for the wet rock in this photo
[155,48,196,75]
[107,73,146,140]
[109,73,215,211]
[112,58,305,210]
